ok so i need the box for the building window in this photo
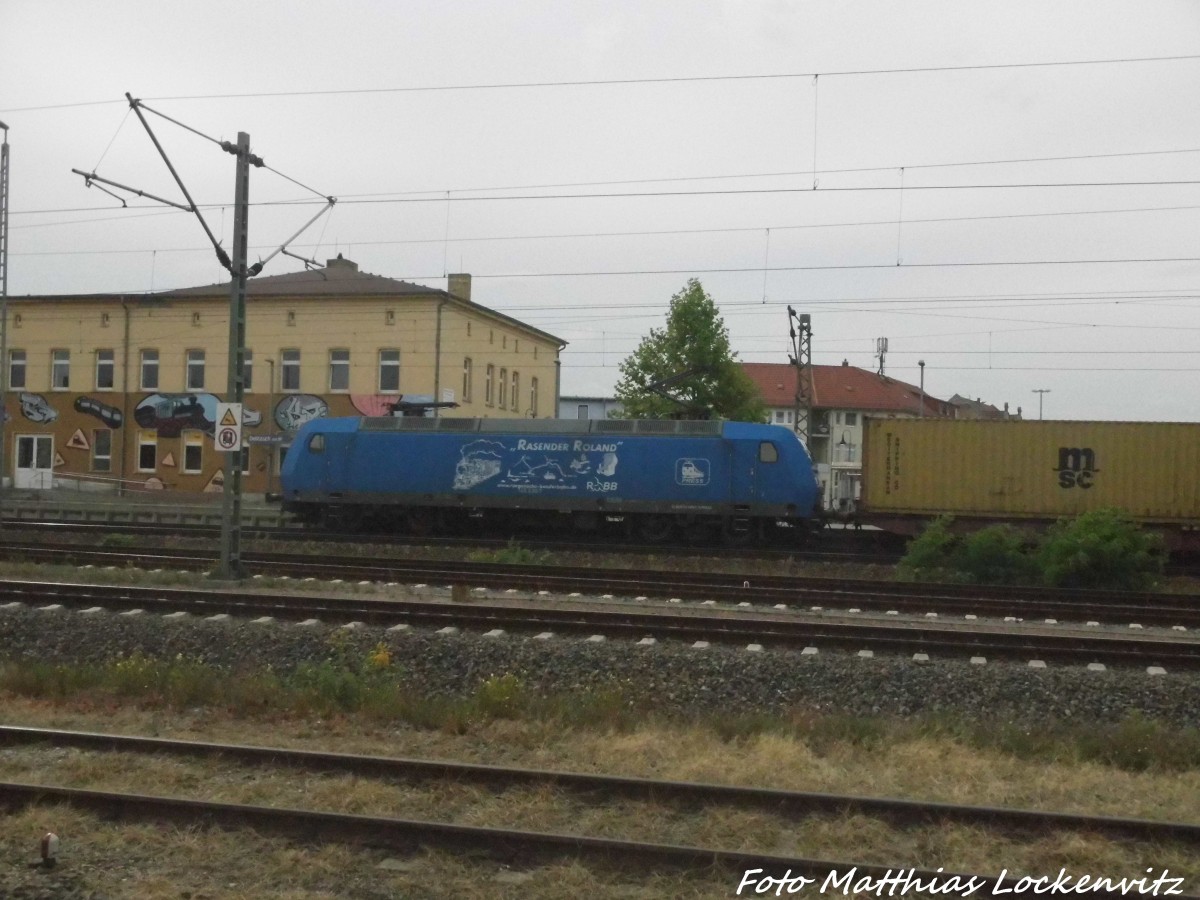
[530,378,538,417]
[92,430,112,473]
[191,312,201,327]
[577,404,589,419]
[281,349,300,391]
[9,350,26,390]
[385,310,395,325]
[183,431,204,473]
[378,349,400,392]
[511,371,519,411]
[241,349,253,392]
[498,368,507,409]
[137,431,157,472]
[51,350,70,390]
[845,412,858,426]
[101,312,110,328]
[485,364,494,406]
[287,310,296,327]
[462,358,473,402]
[95,349,115,390]
[329,349,350,391]
[186,349,205,391]
[140,350,159,390]
[502,335,507,349]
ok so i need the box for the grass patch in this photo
[468,539,552,566]
[2,651,1197,775]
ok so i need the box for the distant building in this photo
[559,396,624,419]
[948,394,1022,420]
[742,361,957,511]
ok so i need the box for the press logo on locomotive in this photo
[1055,447,1097,489]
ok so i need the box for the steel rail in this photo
[0,539,1197,626]
[1,725,1195,847]
[1,578,1197,669]
[1,781,1186,898]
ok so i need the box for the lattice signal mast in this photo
[788,308,813,443]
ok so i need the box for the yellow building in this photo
[1,257,565,496]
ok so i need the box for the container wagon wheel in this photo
[637,514,675,543]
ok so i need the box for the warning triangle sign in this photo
[67,429,89,450]
[220,408,238,426]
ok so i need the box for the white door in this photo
[15,435,54,489]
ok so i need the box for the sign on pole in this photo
[215,403,243,452]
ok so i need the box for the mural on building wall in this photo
[18,392,58,424]
[275,394,329,431]
[74,396,124,428]
[351,393,440,418]
[134,393,262,438]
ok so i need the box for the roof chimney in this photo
[447,273,472,302]
[325,254,359,273]
[841,359,849,366]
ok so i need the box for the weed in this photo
[468,540,551,566]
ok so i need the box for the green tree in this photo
[613,279,766,421]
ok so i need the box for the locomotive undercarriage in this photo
[291,501,800,546]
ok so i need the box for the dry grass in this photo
[1,695,1197,898]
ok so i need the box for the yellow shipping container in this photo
[861,419,1200,524]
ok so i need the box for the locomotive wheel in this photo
[403,508,438,536]
[324,506,365,534]
[637,515,676,543]
[721,517,761,547]
[680,516,715,545]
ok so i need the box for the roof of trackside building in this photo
[741,362,954,417]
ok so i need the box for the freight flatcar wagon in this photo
[280,416,820,543]
[860,419,1200,551]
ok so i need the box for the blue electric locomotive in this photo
[280,417,819,543]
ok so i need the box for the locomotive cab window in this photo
[308,434,325,453]
[759,442,779,463]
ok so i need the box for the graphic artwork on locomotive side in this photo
[280,417,820,543]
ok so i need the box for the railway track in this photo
[2,726,1195,847]
[0,537,1197,629]
[2,577,1197,670]
[3,726,1196,898]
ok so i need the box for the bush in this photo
[952,524,1039,585]
[897,516,958,578]
[1038,508,1163,590]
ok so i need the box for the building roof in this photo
[18,256,567,347]
[159,255,433,298]
[948,393,1021,420]
[741,362,953,417]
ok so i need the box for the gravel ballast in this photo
[2,604,1198,727]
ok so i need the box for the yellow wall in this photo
[1,289,562,495]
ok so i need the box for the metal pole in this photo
[0,121,10,527]
[918,360,925,418]
[1033,388,1051,421]
[265,357,275,495]
[217,132,251,580]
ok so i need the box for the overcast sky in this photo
[3,1,1198,421]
